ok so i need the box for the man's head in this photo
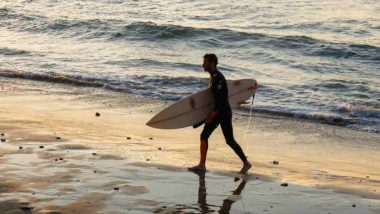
[203,53,218,72]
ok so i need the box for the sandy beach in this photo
[1,0,379,213]
[0,77,378,214]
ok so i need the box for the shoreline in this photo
[1,77,379,213]
[1,69,378,135]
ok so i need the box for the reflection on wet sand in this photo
[154,171,248,213]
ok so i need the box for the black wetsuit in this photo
[200,70,247,162]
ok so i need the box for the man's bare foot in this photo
[239,161,252,174]
[188,164,206,172]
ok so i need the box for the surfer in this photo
[188,54,252,174]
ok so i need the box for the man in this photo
[188,54,252,174]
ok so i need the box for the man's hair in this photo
[203,53,218,65]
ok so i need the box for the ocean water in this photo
[0,0,379,133]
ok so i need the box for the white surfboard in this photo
[146,79,258,129]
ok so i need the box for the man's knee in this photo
[200,131,209,141]
[226,139,237,146]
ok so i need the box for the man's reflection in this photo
[153,172,248,213]
[194,171,248,214]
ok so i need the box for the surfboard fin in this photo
[193,119,206,129]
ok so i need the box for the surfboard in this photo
[146,79,258,129]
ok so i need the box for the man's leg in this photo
[220,112,252,174]
[188,116,219,172]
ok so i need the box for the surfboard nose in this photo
[146,116,158,128]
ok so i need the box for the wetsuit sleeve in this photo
[210,76,227,111]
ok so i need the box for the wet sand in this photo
[0,77,379,213]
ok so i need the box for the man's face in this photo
[202,59,215,72]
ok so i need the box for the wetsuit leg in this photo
[200,115,220,142]
[198,115,220,163]
[220,111,247,162]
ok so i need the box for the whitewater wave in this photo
[1,68,378,133]
[240,105,379,134]
[0,47,30,56]
[0,68,206,99]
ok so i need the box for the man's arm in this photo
[211,77,224,112]
[193,76,223,128]
[206,76,228,123]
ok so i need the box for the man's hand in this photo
[237,100,250,106]
[206,110,218,124]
